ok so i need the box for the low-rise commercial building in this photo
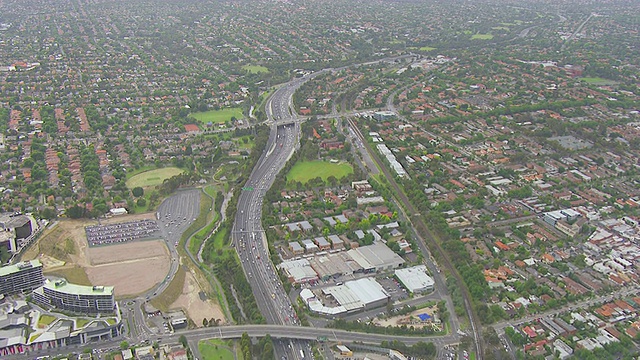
[395,265,435,293]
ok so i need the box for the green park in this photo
[286,160,353,184]
[126,167,185,188]
[190,108,244,124]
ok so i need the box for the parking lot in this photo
[156,189,201,245]
[376,276,409,302]
[85,219,160,246]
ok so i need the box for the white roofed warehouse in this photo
[347,242,405,273]
[395,265,435,294]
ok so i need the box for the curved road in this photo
[233,73,318,360]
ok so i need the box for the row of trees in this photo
[240,333,275,360]
[201,125,271,324]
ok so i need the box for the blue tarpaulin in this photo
[418,313,431,321]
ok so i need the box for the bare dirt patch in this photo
[86,255,170,297]
[87,240,167,265]
[23,218,171,298]
[374,305,442,330]
[169,269,226,326]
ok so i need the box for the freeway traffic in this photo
[233,73,315,360]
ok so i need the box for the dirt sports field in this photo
[23,214,170,298]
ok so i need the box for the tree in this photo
[240,332,252,360]
[202,318,209,327]
[179,335,188,348]
[137,198,147,207]
[39,207,57,220]
[66,204,85,219]
[120,341,129,350]
[132,187,144,197]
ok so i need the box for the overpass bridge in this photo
[171,324,459,348]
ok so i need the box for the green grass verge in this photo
[212,227,228,251]
[419,46,436,51]
[198,339,235,360]
[45,266,91,286]
[242,65,269,74]
[150,266,186,312]
[286,160,353,184]
[38,315,57,327]
[190,108,244,124]
[126,167,184,188]
[186,190,216,256]
[188,212,219,255]
[471,33,494,40]
[204,185,218,198]
[177,190,229,320]
[76,318,90,328]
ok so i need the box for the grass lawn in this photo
[76,318,91,328]
[150,266,186,312]
[242,64,269,74]
[286,161,353,184]
[45,266,91,286]
[126,167,184,188]
[492,26,509,31]
[580,77,616,85]
[471,33,494,40]
[188,211,219,255]
[38,314,57,327]
[419,46,436,51]
[190,108,244,124]
[212,226,228,250]
[185,191,215,255]
[198,339,235,360]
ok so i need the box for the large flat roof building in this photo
[33,279,115,314]
[0,260,44,295]
[314,277,390,315]
[395,265,435,293]
[347,242,405,272]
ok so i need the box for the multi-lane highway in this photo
[233,74,315,360]
[232,56,423,360]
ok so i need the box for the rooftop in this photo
[43,279,113,296]
[0,260,42,278]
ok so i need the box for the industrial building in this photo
[0,260,44,295]
[309,252,362,280]
[347,242,405,272]
[395,265,435,293]
[33,279,115,314]
[301,277,390,316]
[279,242,404,284]
[277,258,318,284]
